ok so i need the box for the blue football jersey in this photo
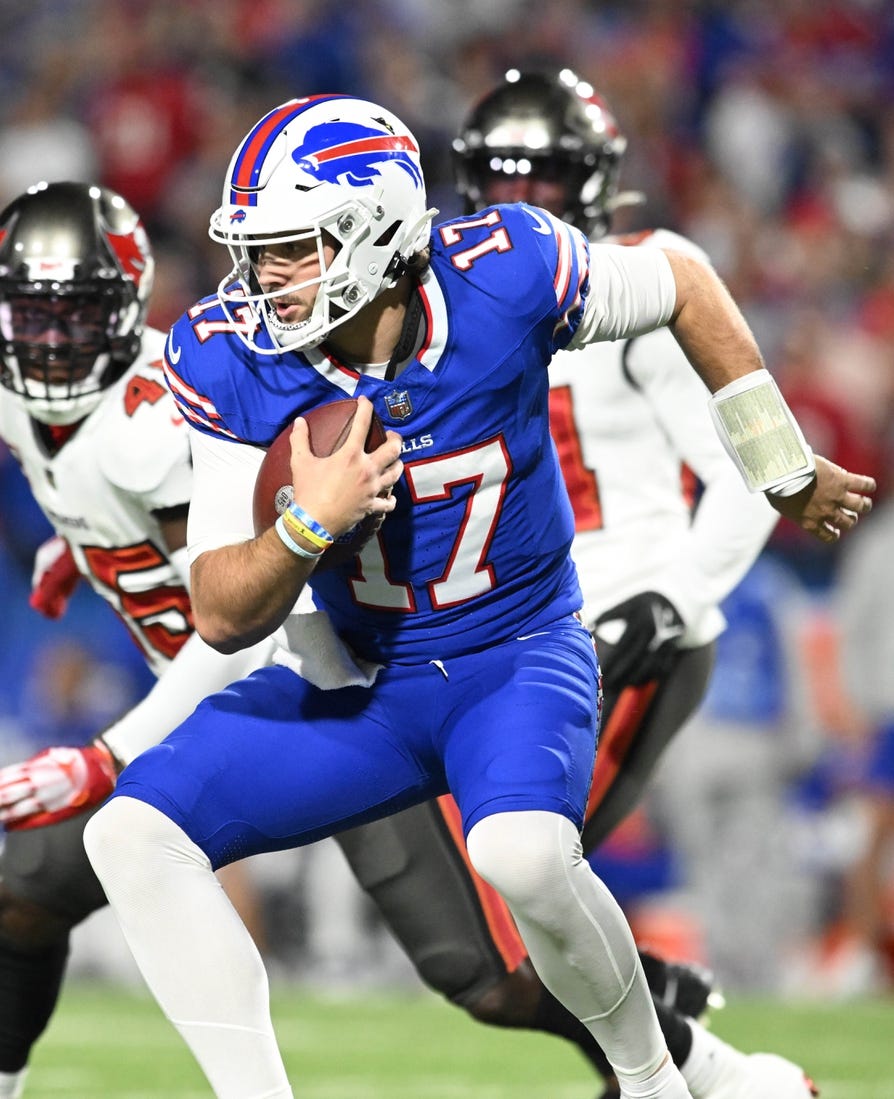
[164,203,591,663]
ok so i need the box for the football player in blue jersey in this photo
[0,175,796,1099]
[0,181,709,1099]
[83,92,873,1099]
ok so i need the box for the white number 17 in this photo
[349,436,512,611]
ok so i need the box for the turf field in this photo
[25,982,894,1097]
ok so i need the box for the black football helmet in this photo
[0,181,154,425]
[452,68,628,239]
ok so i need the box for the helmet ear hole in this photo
[373,221,401,249]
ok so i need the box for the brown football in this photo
[253,398,389,571]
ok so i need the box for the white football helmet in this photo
[209,94,437,355]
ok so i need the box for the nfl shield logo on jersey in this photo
[384,389,413,420]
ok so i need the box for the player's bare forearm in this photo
[190,531,314,653]
[189,403,401,655]
[766,454,875,544]
[664,249,765,392]
[662,252,877,542]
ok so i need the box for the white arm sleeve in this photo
[187,428,266,564]
[167,545,191,589]
[99,430,278,765]
[101,632,275,766]
[568,243,676,348]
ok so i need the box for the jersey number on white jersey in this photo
[83,542,192,661]
[549,385,603,532]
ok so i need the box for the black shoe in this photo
[638,949,725,1020]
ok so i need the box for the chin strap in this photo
[383,206,439,283]
[385,285,425,382]
[605,190,647,214]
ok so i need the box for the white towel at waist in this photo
[271,608,381,690]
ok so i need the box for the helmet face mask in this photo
[0,181,154,425]
[210,95,437,355]
[453,69,628,239]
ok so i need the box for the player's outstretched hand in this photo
[767,455,876,544]
[29,535,80,619]
[0,742,117,831]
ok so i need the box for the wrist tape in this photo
[709,369,815,494]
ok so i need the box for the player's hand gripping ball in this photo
[253,398,389,571]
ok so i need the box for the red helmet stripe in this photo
[312,133,419,164]
[230,95,351,206]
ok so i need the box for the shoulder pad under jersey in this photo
[97,327,192,498]
[163,295,278,445]
[433,203,590,344]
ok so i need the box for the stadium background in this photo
[0,0,892,1016]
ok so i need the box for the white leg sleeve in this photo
[84,797,293,1099]
[466,810,668,1081]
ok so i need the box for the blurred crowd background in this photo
[1,0,893,1001]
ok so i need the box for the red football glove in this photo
[29,535,80,619]
[0,743,117,831]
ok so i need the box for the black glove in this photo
[591,591,685,691]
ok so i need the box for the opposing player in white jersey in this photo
[0,182,805,1099]
[454,69,783,852]
[0,182,272,1099]
[451,69,815,1096]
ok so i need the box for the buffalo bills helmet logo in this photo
[292,121,424,191]
[230,209,247,223]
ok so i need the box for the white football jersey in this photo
[551,229,779,646]
[0,328,193,677]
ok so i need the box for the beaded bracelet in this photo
[274,514,327,559]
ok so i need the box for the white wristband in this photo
[709,369,815,494]
[274,514,326,560]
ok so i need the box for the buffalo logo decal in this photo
[291,121,424,191]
